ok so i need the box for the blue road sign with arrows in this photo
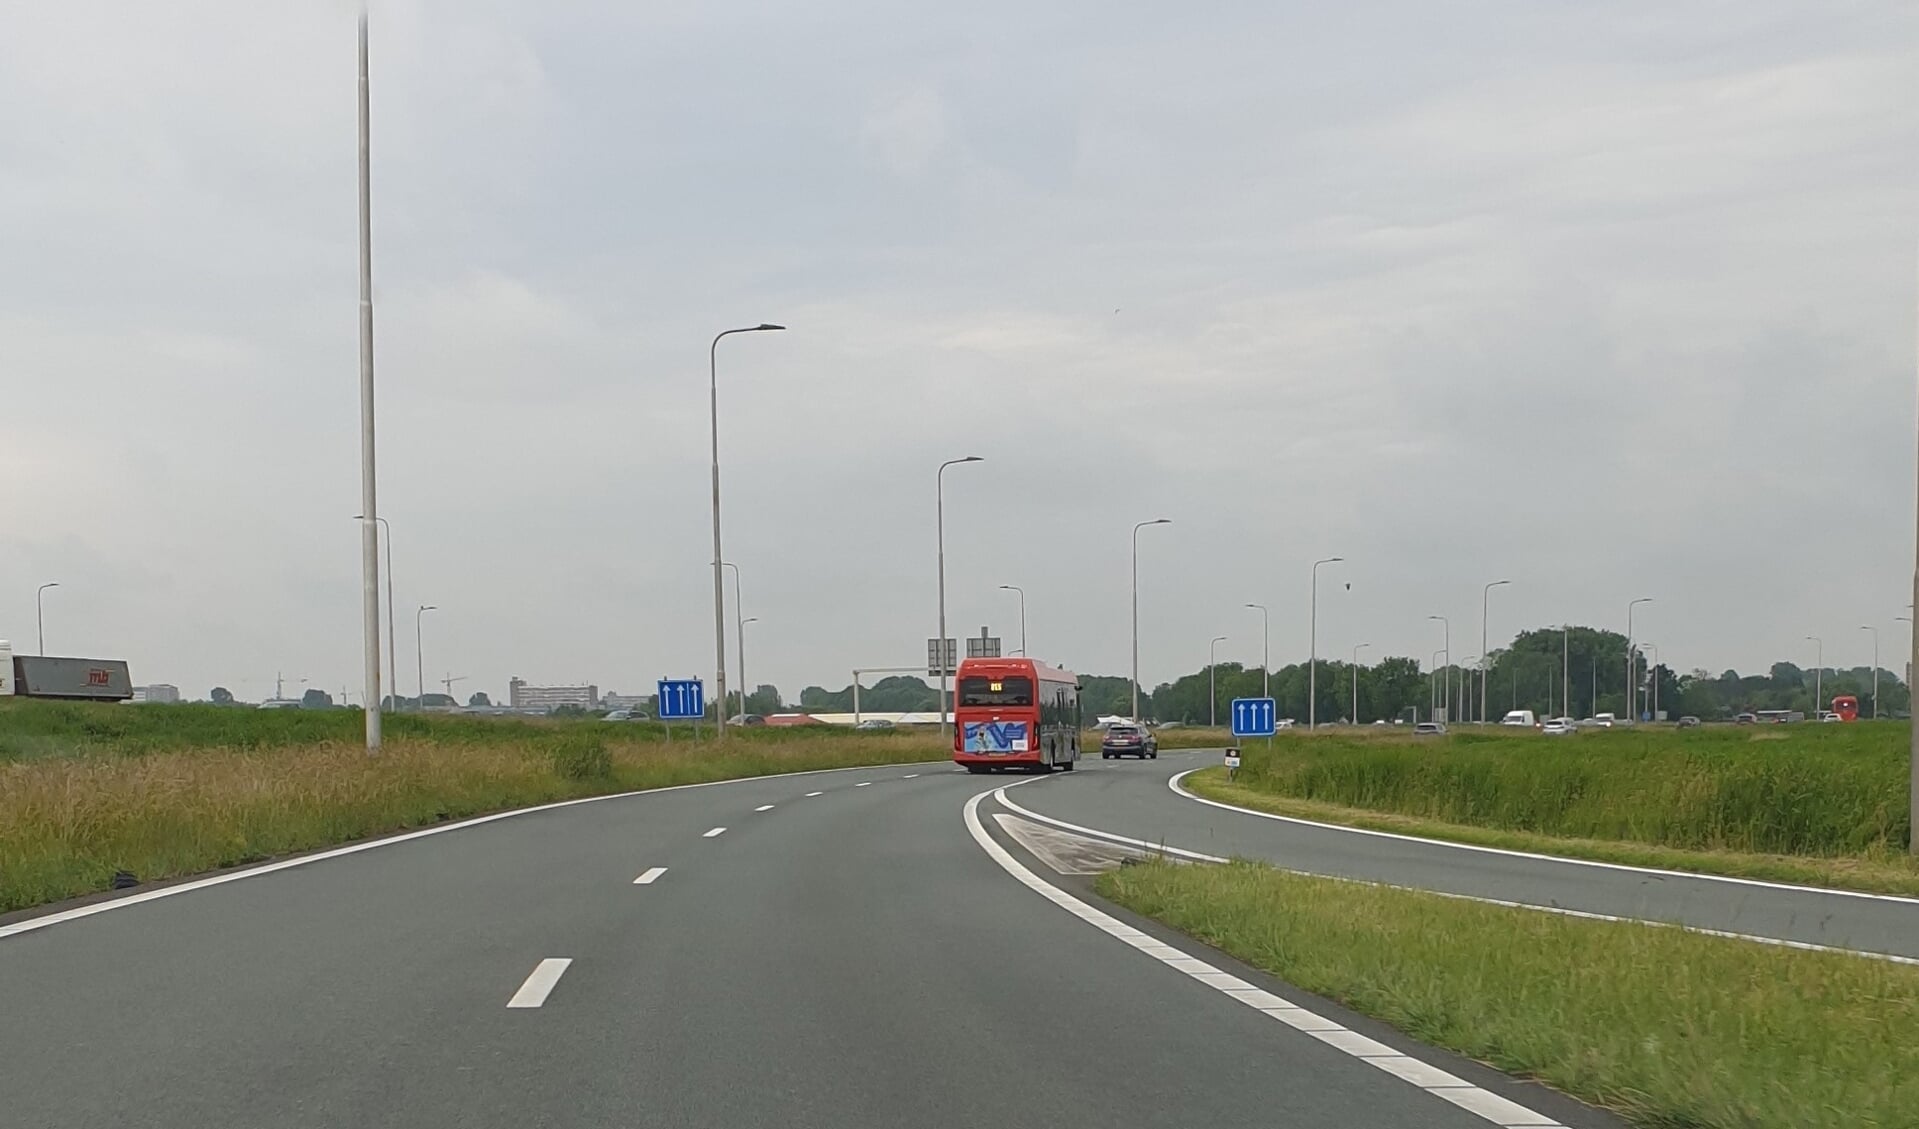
[656,678,705,720]
[1231,697,1277,738]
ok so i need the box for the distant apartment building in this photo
[131,684,181,704]
[600,692,649,712]
[507,677,599,712]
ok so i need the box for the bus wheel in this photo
[1061,757,1075,772]
[965,765,988,774]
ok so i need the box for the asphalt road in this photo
[1020,748,1919,961]
[0,758,1623,1129]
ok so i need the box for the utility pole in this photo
[356,9,384,752]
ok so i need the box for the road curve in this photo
[1010,748,1919,961]
[0,759,1621,1129]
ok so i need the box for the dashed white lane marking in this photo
[633,867,667,885]
[855,782,873,788]
[962,784,1566,1129]
[903,774,920,779]
[703,827,727,838]
[507,958,573,1008]
[754,805,775,812]
[805,791,824,797]
[1167,767,1919,907]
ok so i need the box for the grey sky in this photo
[4,2,1916,703]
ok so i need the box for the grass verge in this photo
[1185,767,1919,897]
[0,727,944,914]
[1099,858,1919,1129]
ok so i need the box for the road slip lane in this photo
[0,759,1611,1128]
[1010,750,1919,960]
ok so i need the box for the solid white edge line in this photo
[633,867,668,885]
[507,957,573,1008]
[703,827,727,838]
[1166,766,1919,907]
[0,758,948,942]
[755,805,775,812]
[961,783,1565,1129]
[996,788,1919,966]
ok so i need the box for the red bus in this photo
[1831,694,1860,722]
[952,657,1081,773]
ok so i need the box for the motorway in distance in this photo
[0,754,1655,1129]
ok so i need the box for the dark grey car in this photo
[1100,724,1158,759]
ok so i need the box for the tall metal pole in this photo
[1860,625,1880,718]
[1431,649,1446,718]
[1132,519,1172,721]
[1245,604,1269,699]
[939,457,985,736]
[1912,249,1919,850]
[1427,615,1449,722]
[1310,557,1343,729]
[1562,625,1570,721]
[35,582,58,655]
[1209,635,1227,727]
[415,604,435,709]
[1646,642,1660,721]
[356,11,383,751]
[1806,635,1823,717]
[1352,642,1371,724]
[1480,580,1510,724]
[356,515,397,710]
[710,324,785,739]
[999,585,1026,656]
[1626,597,1652,720]
[739,617,758,713]
[725,561,744,715]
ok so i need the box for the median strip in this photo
[506,958,572,1008]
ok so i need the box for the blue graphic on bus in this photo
[963,721,1030,754]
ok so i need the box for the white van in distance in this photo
[1500,710,1538,727]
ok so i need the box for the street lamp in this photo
[938,456,985,735]
[723,561,747,715]
[1351,642,1371,724]
[1430,648,1448,719]
[1244,603,1270,699]
[1309,557,1344,729]
[1208,635,1228,728]
[1480,580,1511,724]
[35,582,58,655]
[709,322,786,740]
[998,585,1026,656]
[1626,598,1653,721]
[355,514,397,710]
[1132,519,1173,722]
[1806,635,1823,717]
[740,617,760,714]
[1860,625,1880,719]
[415,604,437,709]
[1427,615,1449,722]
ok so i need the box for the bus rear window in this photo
[958,676,1032,707]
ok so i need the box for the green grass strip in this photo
[1099,858,1919,1129]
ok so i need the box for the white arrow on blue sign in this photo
[1231,697,1277,738]
[656,678,705,720]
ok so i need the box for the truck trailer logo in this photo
[963,721,1029,754]
[87,669,110,686]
